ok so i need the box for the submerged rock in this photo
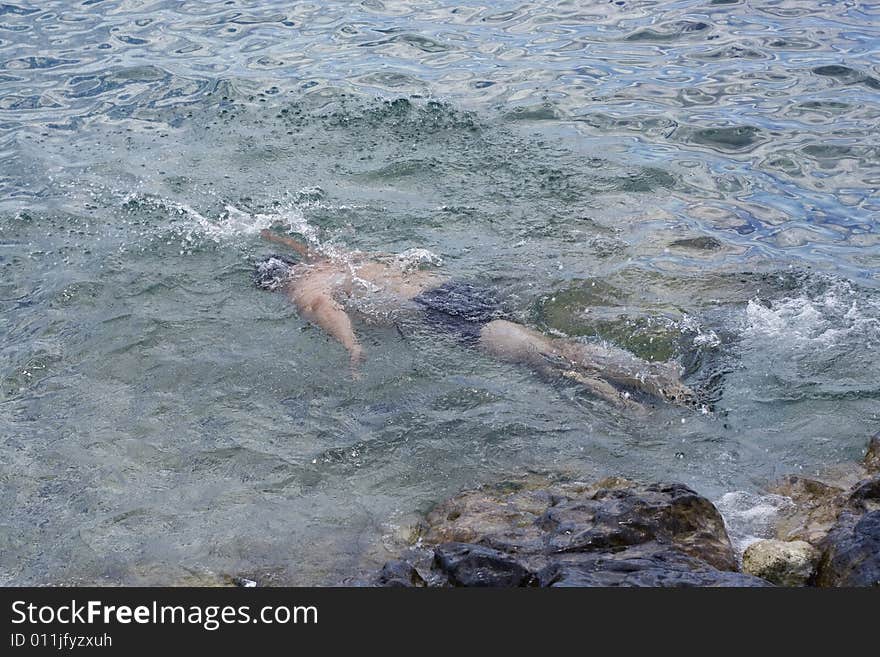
[532,281,682,362]
[532,279,626,335]
[741,539,819,586]
[669,236,723,251]
[376,478,769,587]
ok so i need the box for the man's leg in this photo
[477,320,640,408]
[478,319,695,408]
[477,319,561,369]
[560,339,697,407]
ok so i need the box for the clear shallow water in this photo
[1,0,879,584]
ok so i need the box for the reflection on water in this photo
[0,1,878,585]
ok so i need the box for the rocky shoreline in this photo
[747,433,880,587]
[373,434,880,587]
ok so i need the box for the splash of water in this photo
[680,313,722,349]
[119,190,328,257]
[715,491,796,559]
[744,279,880,348]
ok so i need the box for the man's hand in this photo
[260,229,316,260]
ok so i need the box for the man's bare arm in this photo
[289,286,364,369]
[260,229,319,261]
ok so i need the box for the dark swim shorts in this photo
[413,280,507,344]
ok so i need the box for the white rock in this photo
[741,539,819,586]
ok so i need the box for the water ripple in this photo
[1,0,880,585]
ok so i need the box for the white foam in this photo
[744,280,880,347]
[121,191,332,254]
[197,202,314,243]
[394,247,443,271]
[680,313,721,348]
[715,490,795,559]
[134,193,447,280]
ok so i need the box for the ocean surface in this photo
[1,0,879,585]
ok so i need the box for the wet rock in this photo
[815,510,880,587]
[848,475,880,510]
[537,483,737,571]
[538,547,769,588]
[376,560,426,587]
[233,576,258,588]
[864,432,880,474]
[377,478,761,587]
[433,543,534,587]
[813,471,880,587]
[741,539,819,586]
[769,475,846,544]
[764,436,880,587]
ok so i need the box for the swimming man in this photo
[255,229,697,410]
